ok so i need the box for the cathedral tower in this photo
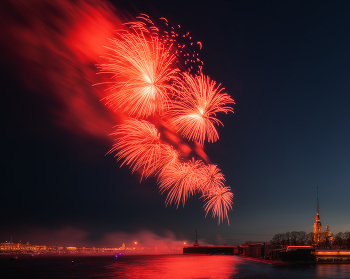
[324,225,331,239]
[313,187,322,243]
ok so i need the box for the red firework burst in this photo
[203,185,233,225]
[98,21,179,118]
[108,118,164,179]
[168,72,235,145]
[98,15,235,225]
[158,158,205,208]
[200,164,226,194]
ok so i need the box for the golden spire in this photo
[316,187,320,221]
[317,187,319,214]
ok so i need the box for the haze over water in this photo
[1,254,350,278]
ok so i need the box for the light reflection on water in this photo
[107,254,238,278]
[1,254,350,278]
[104,254,350,279]
[314,264,350,279]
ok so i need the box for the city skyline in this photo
[1,0,350,247]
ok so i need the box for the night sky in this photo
[1,0,350,247]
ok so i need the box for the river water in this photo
[1,254,350,278]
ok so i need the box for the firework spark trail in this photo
[158,162,231,224]
[158,158,205,208]
[203,186,234,225]
[98,21,179,118]
[108,118,164,179]
[168,72,235,145]
[109,117,183,180]
[155,144,180,175]
[199,164,226,194]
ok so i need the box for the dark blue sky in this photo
[1,0,349,246]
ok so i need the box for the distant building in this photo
[241,242,265,258]
[193,230,199,246]
[271,246,316,262]
[324,224,331,239]
[312,187,322,243]
[0,242,46,252]
[312,188,334,246]
[324,224,334,245]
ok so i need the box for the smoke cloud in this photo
[0,0,122,139]
[0,0,208,161]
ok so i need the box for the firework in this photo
[98,21,179,118]
[155,144,180,175]
[158,158,205,208]
[203,185,233,225]
[108,118,163,179]
[99,16,235,225]
[200,164,226,194]
[168,72,234,145]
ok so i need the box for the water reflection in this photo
[107,255,238,278]
[1,254,350,278]
[106,254,350,279]
[315,264,350,278]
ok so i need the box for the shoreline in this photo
[239,255,350,265]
